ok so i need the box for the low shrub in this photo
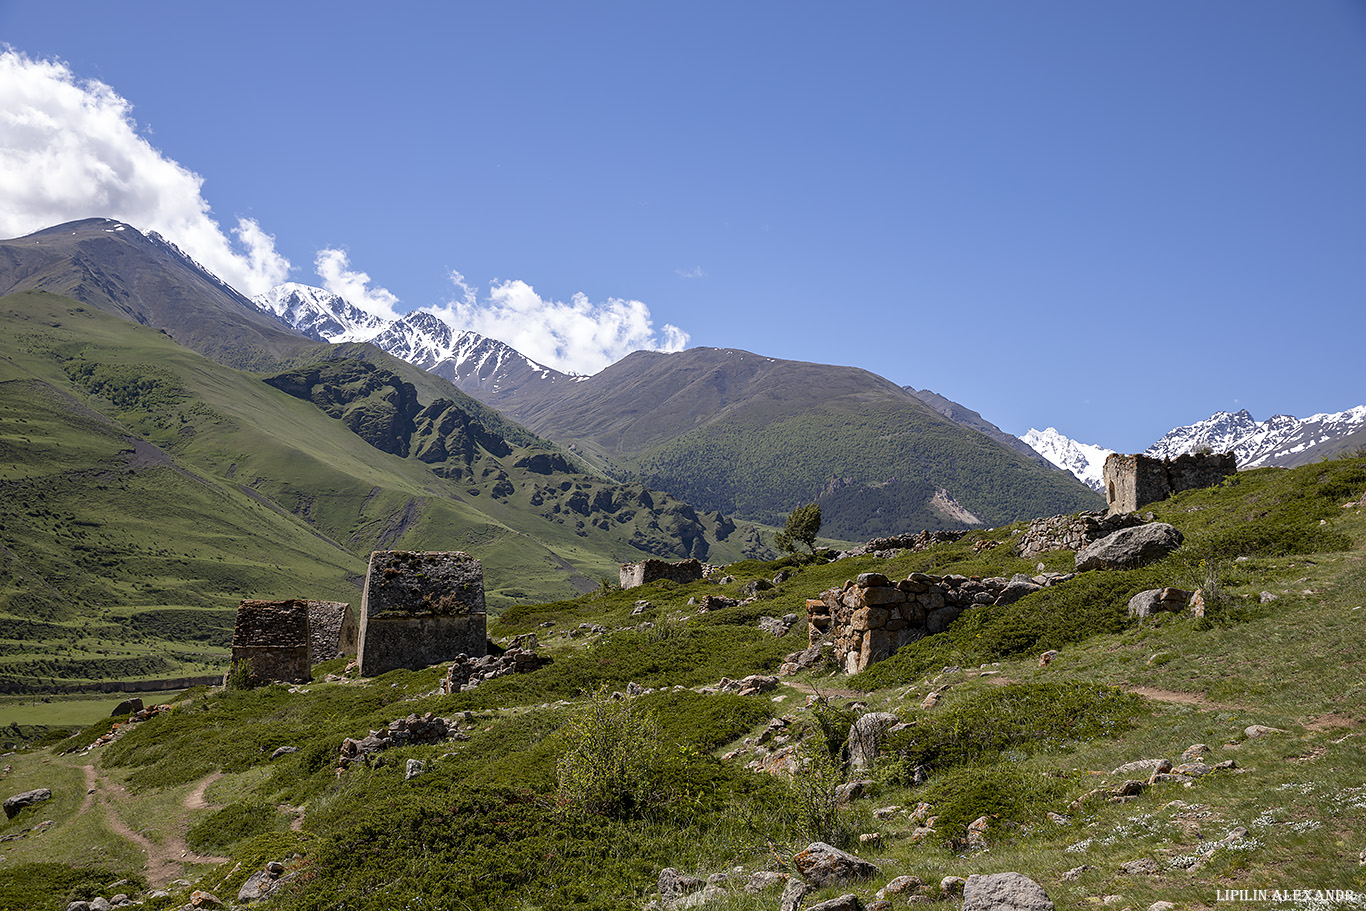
[187,803,290,854]
[919,762,1069,840]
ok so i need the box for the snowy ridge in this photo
[1019,427,1113,492]
[251,282,564,398]
[1146,407,1366,468]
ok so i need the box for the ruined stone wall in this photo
[1016,511,1143,558]
[231,599,312,685]
[620,558,705,589]
[1104,453,1237,514]
[307,600,358,664]
[357,551,487,677]
[810,570,1072,675]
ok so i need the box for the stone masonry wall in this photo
[231,599,312,685]
[809,570,1072,675]
[620,558,705,589]
[1104,452,1237,514]
[307,600,358,664]
[357,551,487,677]
[1016,511,1144,558]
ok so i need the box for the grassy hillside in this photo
[0,291,762,695]
[4,456,1365,909]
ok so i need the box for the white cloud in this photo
[0,49,289,294]
[426,277,689,375]
[315,248,401,320]
[676,266,707,279]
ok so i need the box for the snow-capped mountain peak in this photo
[253,282,389,344]
[1019,427,1114,492]
[250,282,570,404]
[1146,406,1366,468]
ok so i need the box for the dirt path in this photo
[80,761,230,889]
[1124,685,1249,713]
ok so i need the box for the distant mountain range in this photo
[249,281,1103,538]
[1017,407,1366,492]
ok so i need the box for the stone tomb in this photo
[620,558,705,590]
[357,551,487,677]
[1103,452,1237,514]
[230,599,312,685]
[307,600,358,664]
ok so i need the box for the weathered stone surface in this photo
[876,875,926,901]
[1127,587,1192,618]
[1075,524,1184,571]
[759,614,801,637]
[1118,858,1160,875]
[962,873,1054,911]
[307,600,358,663]
[1244,724,1286,738]
[848,712,900,773]
[230,599,312,685]
[1017,511,1144,558]
[441,643,550,693]
[339,713,457,771]
[358,551,486,676]
[621,558,704,589]
[779,878,810,911]
[3,788,51,819]
[744,871,789,893]
[793,842,879,887]
[806,895,862,911]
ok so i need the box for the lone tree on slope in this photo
[775,503,821,554]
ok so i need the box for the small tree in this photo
[775,503,822,554]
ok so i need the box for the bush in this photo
[187,803,289,854]
[921,763,1068,840]
[557,688,667,817]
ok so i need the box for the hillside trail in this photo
[79,758,230,889]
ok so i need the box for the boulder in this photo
[848,712,900,772]
[3,788,51,819]
[793,842,880,887]
[110,697,143,717]
[962,873,1054,911]
[779,877,810,911]
[806,895,862,911]
[1075,524,1183,571]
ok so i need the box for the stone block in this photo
[358,551,487,676]
[307,600,358,663]
[231,599,312,685]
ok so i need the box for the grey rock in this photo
[1119,858,1160,875]
[848,712,900,772]
[405,759,426,780]
[993,580,1043,606]
[780,878,811,911]
[876,875,925,900]
[833,780,874,805]
[65,902,91,911]
[1076,523,1184,571]
[744,871,788,893]
[659,868,706,901]
[793,842,879,887]
[269,746,299,760]
[90,899,112,911]
[941,876,967,896]
[806,895,861,911]
[962,873,1053,911]
[110,698,143,717]
[3,788,51,819]
[238,870,277,903]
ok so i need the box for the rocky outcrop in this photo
[1075,523,1184,571]
[3,788,51,819]
[793,842,880,887]
[620,558,705,589]
[962,873,1054,911]
[338,713,461,771]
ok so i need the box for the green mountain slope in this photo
[495,348,1102,536]
[0,291,760,692]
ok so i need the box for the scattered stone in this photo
[806,895,861,911]
[658,868,707,909]
[966,815,992,848]
[779,877,810,911]
[1181,743,1210,762]
[872,804,902,820]
[1260,591,1279,604]
[442,642,551,693]
[1038,649,1059,667]
[1069,780,1146,811]
[1244,725,1286,739]
[631,600,655,616]
[1118,858,1160,875]
[3,788,51,819]
[405,759,426,780]
[793,842,880,887]
[940,876,966,897]
[1112,758,1166,776]
[1149,902,1176,911]
[338,713,458,771]
[859,833,882,847]
[270,746,299,760]
[744,871,788,893]
[962,872,1054,911]
[1075,523,1184,572]
[190,890,225,908]
[1060,865,1089,882]
[876,875,925,901]
[759,614,801,637]
[1017,511,1143,558]
[834,780,874,805]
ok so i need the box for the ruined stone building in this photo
[357,551,487,677]
[307,600,358,664]
[619,558,705,589]
[1103,452,1237,514]
[229,599,312,685]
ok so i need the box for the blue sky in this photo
[1,2,1363,453]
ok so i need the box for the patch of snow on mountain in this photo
[253,282,388,343]
[1020,427,1113,492]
